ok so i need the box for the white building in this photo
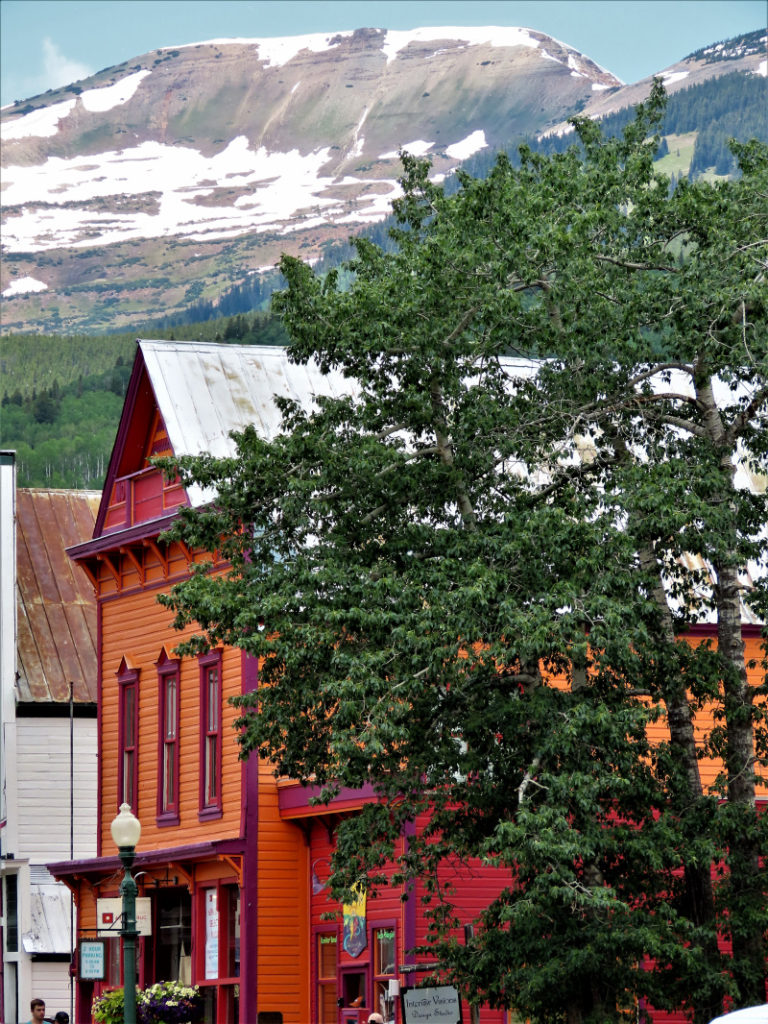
[0,451,100,1024]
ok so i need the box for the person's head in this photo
[367,1015,385,1024]
[54,1013,70,1024]
[30,999,45,1021]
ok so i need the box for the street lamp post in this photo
[110,803,141,1024]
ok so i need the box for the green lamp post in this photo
[110,803,141,1024]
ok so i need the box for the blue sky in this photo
[1,0,765,107]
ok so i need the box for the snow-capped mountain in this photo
[0,25,763,333]
[545,27,766,135]
[0,26,619,331]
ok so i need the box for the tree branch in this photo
[594,254,678,272]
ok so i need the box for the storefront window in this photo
[198,883,240,1024]
[154,889,192,983]
[372,927,397,1024]
[225,886,240,978]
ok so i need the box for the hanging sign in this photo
[342,884,367,958]
[402,985,462,1024]
[96,897,152,936]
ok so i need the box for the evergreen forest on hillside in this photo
[0,313,287,488]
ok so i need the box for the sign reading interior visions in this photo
[402,985,462,1024]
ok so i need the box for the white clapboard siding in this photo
[31,958,75,1019]
[16,717,97,862]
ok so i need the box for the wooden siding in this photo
[16,717,97,863]
[256,758,310,1023]
[643,631,767,797]
[99,581,244,852]
[102,406,187,535]
[30,960,74,1019]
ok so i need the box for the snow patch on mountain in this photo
[80,69,151,112]
[2,276,48,297]
[661,70,690,86]
[381,26,540,64]
[175,32,354,67]
[1,69,150,139]
[445,129,487,159]
[1,99,76,140]
[1,134,402,251]
[379,139,434,159]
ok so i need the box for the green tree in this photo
[160,86,767,1022]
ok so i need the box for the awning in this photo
[22,881,73,954]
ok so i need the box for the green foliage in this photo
[460,70,767,184]
[159,85,767,1022]
[92,988,126,1024]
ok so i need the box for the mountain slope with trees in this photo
[0,312,287,487]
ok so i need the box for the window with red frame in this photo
[117,662,139,812]
[157,650,180,824]
[197,882,240,1024]
[199,651,222,818]
[372,925,397,1023]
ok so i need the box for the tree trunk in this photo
[698,373,766,1004]
[716,554,765,1004]
[638,545,722,1023]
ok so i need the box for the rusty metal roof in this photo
[16,488,100,704]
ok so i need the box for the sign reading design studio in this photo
[401,985,462,1024]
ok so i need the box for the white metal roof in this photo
[708,1005,768,1024]
[139,339,361,508]
[140,339,356,456]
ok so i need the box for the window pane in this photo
[165,675,177,740]
[207,667,219,729]
[318,933,336,978]
[206,734,218,802]
[373,979,397,1024]
[226,886,240,978]
[318,984,337,1024]
[5,874,18,950]
[125,685,135,744]
[163,743,175,809]
[374,928,395,976]
[123,750,134,806]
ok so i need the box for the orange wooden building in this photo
[49,340,765,1024]
[48,341,508,1024]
